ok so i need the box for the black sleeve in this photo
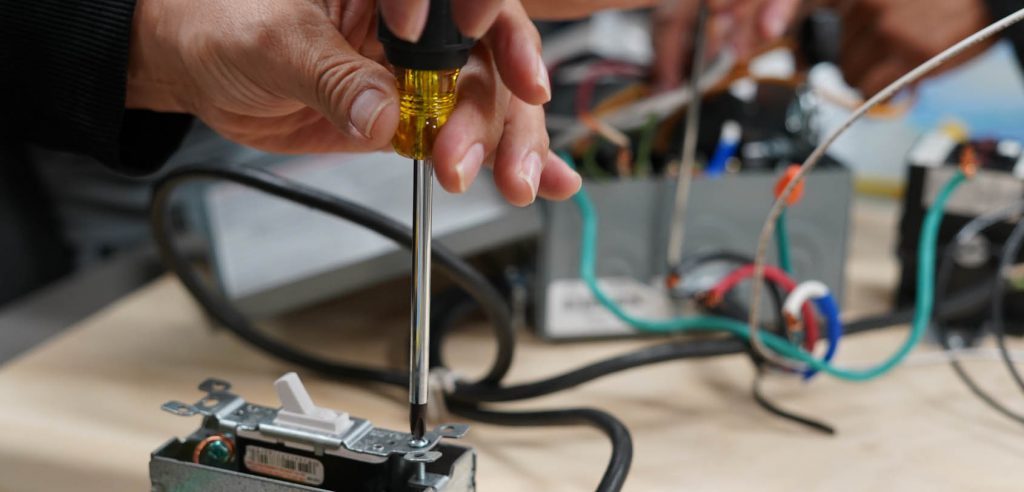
[0,0,193,176]
[985,0,1024,68]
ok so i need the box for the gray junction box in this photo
[537,167,852,339]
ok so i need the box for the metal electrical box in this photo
[537,167,853,340]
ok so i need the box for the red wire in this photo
[706,264,819,351]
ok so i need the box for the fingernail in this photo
[763,2,787,38]
[350,88,390,139]
[517,152,542,204]
[536,56,551,102]
[454,143,484,193]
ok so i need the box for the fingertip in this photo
[381,0,429,42]
[538,151,583,201]
[485,6,550,105]
[494,32,550,105]
[496,151,542,207]
[345,77,400,149]
[452,0,504,39]
[367,99,399,149]
[436,141,485,194]
[759,0,798,40]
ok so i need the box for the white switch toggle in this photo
[272,372,352,435]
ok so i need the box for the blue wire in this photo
[803,294,843,380]
[705,121,742,178]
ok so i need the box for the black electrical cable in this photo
[846,280,994,336]
[751,369,835,435]
[150,164,987,490]
[992,217,1024,395]
[437,250,830,433]
[150,165,516,388]
[934,209,1024,425]
[150,165,636,492]
[678,252,837,432]
[448,403,633,492]
[451,337,746,402]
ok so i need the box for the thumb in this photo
[274,24,399,151]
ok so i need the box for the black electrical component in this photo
[377,1,475,70]
[897,133,1024,340]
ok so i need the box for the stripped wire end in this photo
[699,291,724,308]
[959,145,979,178]
[665,271,682,291]
[783,311,803,337]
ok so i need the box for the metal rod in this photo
[666,0,710,268]
[409,158,433,440]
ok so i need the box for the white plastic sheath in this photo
[720,120,743,145]
[666,0,709,268]
[782,280,829,320]
[746,7,1024,369]
[954,201,1024,245]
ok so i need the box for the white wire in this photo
[667,0,710,268]
[782,280,829,319]
[746,7,1024,369]
[954,200,1024,245]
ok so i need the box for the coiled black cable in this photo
[151,165,640,491]
[150,165,516,388]
[933,204,1024,425]
[992,217,1024,396]
[433,253,832,434]
[450,338,746,402]
[148,164,941,491]
[447,403,633,492]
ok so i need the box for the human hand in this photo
[652,0,800,90]
[837,0,994,96]
[520,0,660,20]
[126,0,580,206]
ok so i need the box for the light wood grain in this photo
[1,198,1022,492]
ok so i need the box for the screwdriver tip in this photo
[410,403,428,440]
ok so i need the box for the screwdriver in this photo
[378,1,475,442]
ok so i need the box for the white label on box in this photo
[908,133,957,168]
[545,277,674,337]
[924,167,1024,217]
[244,446,325,486]
[1014,153,1024,180]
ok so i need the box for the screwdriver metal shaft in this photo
[409,158,433,441]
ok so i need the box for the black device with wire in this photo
[897,137,1024,341]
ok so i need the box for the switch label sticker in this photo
[244,446,325,486]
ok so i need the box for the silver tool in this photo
[409,159,433,441]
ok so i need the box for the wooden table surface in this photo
[2,198,1023,492]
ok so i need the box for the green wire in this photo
[563,149,966,382]
[775,210,794,275]
[634,114,659,178]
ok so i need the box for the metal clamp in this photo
[161,377,471,464]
